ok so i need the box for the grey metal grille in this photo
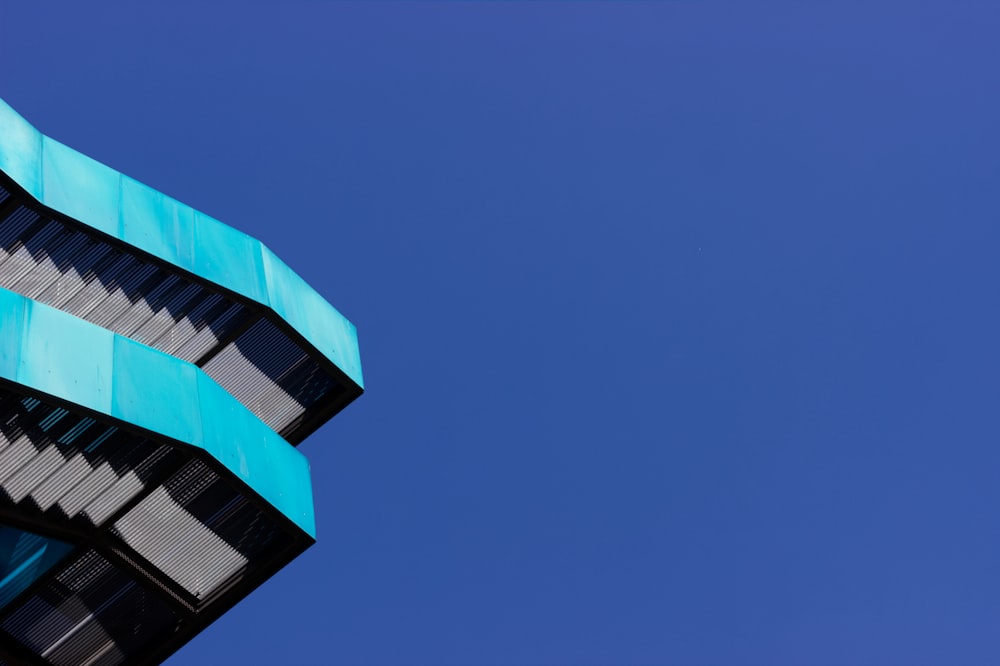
[0,394,180,529]
[0,387,285,595]
[202,318,342,435]
[0,183,346,441]
[112,458,281,601]
[0,383,307,663]
[1,550,178,666]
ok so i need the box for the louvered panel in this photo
[83,261,160,330]
[32,454,92,511]
[164,460,280,562]
[40,229,91,275]
[51,431,125,518]
[269,359,339,430]
[104,274,178,343]
[59,252,134,319]
[96,440,167,488]
[82,475,144,528]
[113,487,248,600]
[0,220,62,289]
[38,239,115,309]
[91,649,125,666]
[8,225,85,300]
[172,301,248,363]
[148,291,223,356]
[221,318,307,378]
[204,348,303,431]
[1,550,178,666]
[0,436,39,486]
[57,463,118,519]
[58,417,96,447]
[0,429,16,455]
[122,277,192,335]
[199,496,279,558]
[204,316,339,433]
[0,394,178,531]
[163,459,216,505]
[109,457,283,602]
[202,319,309,430]
[0,409,94,510]
[131,282,206,347]
[3,598,75,654]
[129,283,208,351]
[3,446,64,503]
[77,441,175,527]
[248,380,309,434]
[48,625,123,666]
[109,270,184,332]
[2,553,110,645]
[0,207,40,257]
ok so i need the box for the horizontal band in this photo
[0,286,314,537]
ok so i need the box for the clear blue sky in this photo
[4,2,1000,664]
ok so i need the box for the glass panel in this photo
[0,524,74,609]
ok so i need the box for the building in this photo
[0,98,363,664]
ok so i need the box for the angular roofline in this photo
[0,97,363,391]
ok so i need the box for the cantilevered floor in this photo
[0,289,315,665]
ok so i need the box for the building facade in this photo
[0,98,363,664]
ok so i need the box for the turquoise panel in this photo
[0,526,74,609]
[41,137,121,238]
[0,288,315,538]
[0,100,42,199]
[261,246,364,388]
[111,336,203,448]
[120,175,196,269]
[192,210,268,305]
[196,372,315,535]
[0,97,362,393]
[0,289,26,380]
[18,299,114,416]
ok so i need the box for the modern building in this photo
[0,98,363,664]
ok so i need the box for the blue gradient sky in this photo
[4,2,1000,664]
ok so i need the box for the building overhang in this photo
[0,98,363,444]
[0,287,316,664]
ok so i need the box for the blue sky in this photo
[4,2,1000,664]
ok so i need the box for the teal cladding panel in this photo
[0,289,26,380]
[0,287,315,537]
[120,175,196,268]
[196,372,314,533]
[18,300,115,415]
[111,336,203,448]
[40,136,121,237]
[0,97,363,391]
[261,246,363,388]
[0,102,42,198]
[192,210,269,305]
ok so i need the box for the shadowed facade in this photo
[0,99,363,665]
